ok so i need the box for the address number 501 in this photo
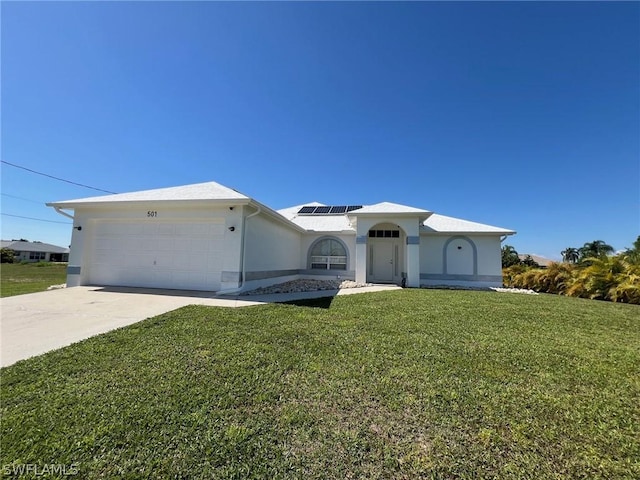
[147,211,158,217]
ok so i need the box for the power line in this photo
[1,193,46,204]
[1,213,72,225]
[1,160,117,194]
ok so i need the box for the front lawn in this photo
[1,290,638,478]
[0,262,67,297]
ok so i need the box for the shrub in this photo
[504,256,640,304]
[34,261,54,267]
[1,248,15,263]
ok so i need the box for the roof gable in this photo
[349,202,431,215]
[48,181,250,207]
[422,214,515,234]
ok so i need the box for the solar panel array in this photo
[297,205,363,215]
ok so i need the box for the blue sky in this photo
[2,1,638,259]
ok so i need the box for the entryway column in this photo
[355,234,367,284]
[405,236,420,287]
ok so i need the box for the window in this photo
[310,238,347,270]
[368,230,400,238]
[29,252,46,260]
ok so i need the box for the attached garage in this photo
[47,181,256,292]
[87,218,225,291]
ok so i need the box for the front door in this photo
[372,242,394,283]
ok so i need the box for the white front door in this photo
[372,242,394,283]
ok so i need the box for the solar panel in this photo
[298,205,362,215]
[298,206,317,214]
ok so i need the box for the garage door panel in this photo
[158,223,177,235]
[189,238,211,251]
[125,253,155,268]
[207,258,222,271]
[190,223,210,235]
[142,223,158,235]
[88,219,224,291]
[155,256,175,268]
[157,237,175,251]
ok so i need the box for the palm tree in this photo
[620,235,640,265]
[501,245,520,268]
[579,240,614,261]
[561,247,579,263]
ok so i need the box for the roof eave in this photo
[46,198,252,209]
[349,211,433,222]
[420,230,516,236]
[302,229,356,234]
[247,200,307,233]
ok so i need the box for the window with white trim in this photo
[310,238,347,270]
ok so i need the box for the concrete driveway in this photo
[0,286,262,367]
[1,285,400,367]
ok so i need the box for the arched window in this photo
[309,238,347,270]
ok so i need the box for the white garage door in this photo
[88,219,224,291]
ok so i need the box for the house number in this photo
[147,211,158,217]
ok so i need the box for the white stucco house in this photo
[47,181,515,293]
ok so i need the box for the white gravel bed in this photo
[241,279,373,296]
[490,287,538,295]
[421,285,538,295]
[47,284,67,291]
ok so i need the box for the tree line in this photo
[501,237,640,304]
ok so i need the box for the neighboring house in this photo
[47,181,515,293]
[0,240,70,263]
[518,254,555,268]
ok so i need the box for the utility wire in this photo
[1,213,72,225]
[1,160,117,194]
[1,193,46,204]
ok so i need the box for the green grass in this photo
[1,290,638,479]
[0,262,67,297]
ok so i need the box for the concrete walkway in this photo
[1,284,400,367]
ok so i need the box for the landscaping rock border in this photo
[241,279,373,296]
[421,284,538,295]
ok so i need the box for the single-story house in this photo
[0,240,70,263]
[518,254,555,268]
[47,181,515,293]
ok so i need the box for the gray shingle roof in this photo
[518,254,555,267]
[1,240,69,253]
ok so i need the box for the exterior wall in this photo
[67,204,243,290]
[10,250,68,263]
[299,233,356,279]
[61,199,507,292]
[13,251,49,263]
[420,234,503,287]
[241,211,302,290]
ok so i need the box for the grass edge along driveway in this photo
[1,289,638,479]
[0,263,67,297]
